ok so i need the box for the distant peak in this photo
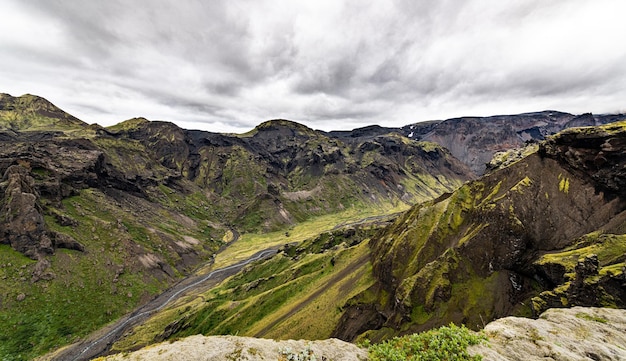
[254,119,315,134]
[109,117,151,129]
[257,119,311,129]
[0,92,86,131]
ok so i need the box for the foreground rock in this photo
[471,307,626,361]
[94,307,626,361]
[95,336,367,361]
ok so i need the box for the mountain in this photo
[99,119,626,358]
[2,92,625,360]
[0,93,470,360]
[333,119,626,341]
[0,93,87,131]
[402,111,626,175]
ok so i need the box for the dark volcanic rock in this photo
[403,111,626,175]
[540,122,626,197]
[0,164,85,260]
[335,120,626,341]
[568,254,600,306]
[0,165,52,259]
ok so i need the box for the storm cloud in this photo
[1,0,624,133]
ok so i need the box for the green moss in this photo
[575,312,608,324]
[536,233,626,271]
[558,173,570,194]
[416,141,444,153]
[368,324,485,361]
[510,176,532,193]
[105,117,150,132]
[476,181,502,207]
[411,305,433,324]
[458,223,489,246]
[0,94,86,131]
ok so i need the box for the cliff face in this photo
[335,120,626,341]
[103,118,473,233]
[404,111,625,175]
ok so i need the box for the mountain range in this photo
[0,92,624,360]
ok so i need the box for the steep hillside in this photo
[334,120,626,342]
[404,111,625,175]
[0,94,471,360]
[102,223,386,354]
[103,118,472,233]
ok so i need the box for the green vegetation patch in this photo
[112,227,379,351]
[537,233,626,271]
[575,312,608,324]
[368,323,486,361]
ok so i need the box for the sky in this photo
[1,0,625,133]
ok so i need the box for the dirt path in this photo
[53,248,277,361]
[253,252,369,338]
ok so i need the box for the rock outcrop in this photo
[471,307,626,361]
[94,336,367,361]
[0,164,53,259]
[93,307,626,361]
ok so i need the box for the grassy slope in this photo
[0,185,223,360]
[110,224,382,352]
[0,94,86,131]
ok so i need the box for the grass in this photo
[211,202,408,269]
[110,226,380,352]
[368,324,486,361]
[0,183,223,360]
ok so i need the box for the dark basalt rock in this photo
[568,254,600,306]
[0,165,52,259]
[403,111,626,175]
[0,164,85,261]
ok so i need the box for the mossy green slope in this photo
[335,120,626,342]
[0,93,87,131]
[108,225,383,353]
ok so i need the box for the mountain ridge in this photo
[1,92,625,360]
[0,92,469,360]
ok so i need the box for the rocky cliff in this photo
[334,120,626,341]
[470,307,626,361]
[404,111,625,175]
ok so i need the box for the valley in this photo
[52,248,277,361]
[0,93,625,360]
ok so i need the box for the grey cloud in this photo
[293,58,358,96]
[1,0,625,133]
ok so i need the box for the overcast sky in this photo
[1,0,625,133]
